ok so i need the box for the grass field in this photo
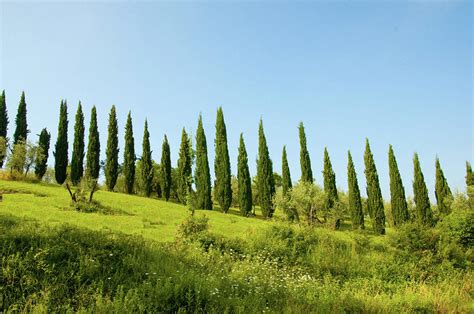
[1,179,472,312]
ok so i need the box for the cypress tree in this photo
[85,106,100,180]
[257,119,275,218]
[0,90,8,168]
[195,114,212,210]
[347,151,364,229]
[54,100,68,184]
[466,162,474,187]
[34,128,51,180]
[299,122,313,183]
[364,139,385,234]
[177,128,192,204]
[435,158,453,215]
[282,146,292,195]
[323,147,338,209]
[388,145,409,226]
[238,133,252,216]
[413,153,432,226]
[123,112,135,194]
[70,102,85,185]
[105,105,119,191]
[161,135,172,201]
[140,120,153,197]
[13,91,28,145]
[214,107,232,213]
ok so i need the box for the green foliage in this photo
[7,140,27,173]
[177,128,193,204]
[466,161,474,187]
[282,146,292,196]
[70,102,85,185]
[123,112,135,194]
[140,120,153,197]
[0,90,7,167]
[161,135,172,201]
[194,115,212,210]
[34,128,50,180]
[13,91,28,145]
[435,158,453,215]
[85,106,100,180]
[257,119,275,218]
[289,182,326,225]
[364,139,385,234]
[299,122,313,183]
[177,214,210,241]
[413,153,433,226]
[237,134,252,216]
[323,148,338,211]
[54,100,68,184]
[105,105,119,191]
[214,107,232,213]
[388,145,409,226]
[347,151,364,229]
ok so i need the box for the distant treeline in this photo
[0,91,473,234]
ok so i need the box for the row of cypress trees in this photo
[0,91,467,233]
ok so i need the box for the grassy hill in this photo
[1,179,472,312]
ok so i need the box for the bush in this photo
[176,214,209,241]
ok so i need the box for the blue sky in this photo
[0,1,472,199]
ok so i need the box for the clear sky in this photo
[1,1,472,199]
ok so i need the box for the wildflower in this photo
[109,253,113,257]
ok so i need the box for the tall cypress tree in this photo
[54,100,68,184]
[282,146,292,195]
[105,105,119,191]
[413,153,432,226]
[238,134,252,216]
[140,120,153,197]
[85,106,100,180]
[123,112,135,194]
[177,128,192,204]
[70,102,85,185]
[364,139,385,234]
[195,114,212,210]
[257,119,275,218]
[299,122,313,183]
[34,128,51,180]
[0,90,8,168]
[388,145,409,226]
[214,107,232,213]
[161,135,172,201]
[435,158,453,215]
[323,148,338,209]
[13,91,28,145]
[347,151,364,229]
[466,162,474,187]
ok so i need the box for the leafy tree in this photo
[323,147,338,209]
[299,122,313,183]
[435,157,453,215]
[177,128,193,204]
[123,112,136,194]
[388,145,409,226]
[161,135,172,201]
[7,140,27,173]
[282,146,292,195]
[413,153,432,226]
[257,119,275,218]
[70,102,85,185]
[24,141,38,176]
[0,90,8,167]
[35,128,51,180]
[105,105,119,191]
[13,91,28,145]
[85,106,100,180]
[347,151,364,229]
[140,120,153,197]
[287,181,326,225]
[54,100,68,184]
[364,139,385,234]
[195,114,212,210]
[237,133,252,216]
[0,137,7,168]
[214,107,232,213]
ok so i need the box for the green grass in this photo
[1,179,472,312]
[0,180,272,242]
